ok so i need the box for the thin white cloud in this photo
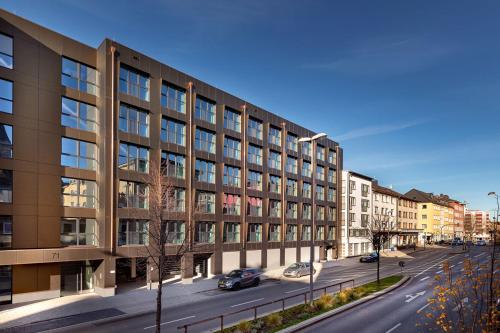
[335,119,427,141]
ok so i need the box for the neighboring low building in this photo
[405,189,455,242]
[340,171,373,257]
[397,195,420,245]
[464,209,491,241]
[446,198,465,239]
[372,182,399,248]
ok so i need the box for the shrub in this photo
[264,313,283,328]
[337,288,354,304]
[236,320,251,333]
[314,293,335,311]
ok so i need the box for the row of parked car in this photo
[447,239,488,246]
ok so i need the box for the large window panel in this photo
[0,34,13,69]
[61,177,97,208]
[118,181,149,209]
[0,79,12,114]
[61,57,98,96]
[161,152,185,179]
[60,218,97,246]
[119,104,149,137]
[195,222,215,243]
[195,191,215,214]
[223,137,241,160]
[166,221,185,244]
[195,128,216,153]
[0,170,12,203]
[223,108,241,132]
[161,84,186,113]
[61,138,97,170]
[119,66,149,101]
[61,97,97,132]
[223,193,241,215]
[223,165,240,187]
[118,142,149,173]
[195,97,216,124]
[195,159,215,184]
[118,219,149,246]
[161,118,186,146]
[0,216,12,248]
[0,124,12,159]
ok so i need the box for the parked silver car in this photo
[283,262,316,278]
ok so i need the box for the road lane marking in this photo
[285,287,307,294]
[405,291,426,303]
[143,316,196,329]
[459,261,463,264]
[386,322,402,333]
[420,276,430,281]
[415,255,458,277]
[417,303,431,313]
[231,298,265,307]
[450,265,455,268]
[474,253,485,258]
[436,270,443,274]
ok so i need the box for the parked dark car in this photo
[218,268,260,290]
[360,252,379,263]
[476,240,487,246]
[283,262,316,278]
[451,239,463,246]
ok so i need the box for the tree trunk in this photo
[377,248,380,284]
[156,250,164,333]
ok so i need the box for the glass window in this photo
[316,226,325,240]
[223,223,240,243]
[268,224,280,242]
[0,169,12,203]
[0,265,11,304]
[119,104,149,137]
[302,182,312,199]
[161,83,185,113]
[0,33,13,69]
[119,142,149,173]
[316,185,325,201]
[302,204,311,220]
[286,156,298,174]
[247,197,263,217]
[248,117,263,140]
[195,222,215,243]
[161,118,186,146]
[119,65,149,101]
[286,133,298,152]
[317,145,325,161]
[195,191,215,214]
[302,225,311,240]
[223,193,241,215]
[61,97,98,132]
[286,179,298,196]
[224,108,241,132]
[285,224,297,241]
[195,159,216,184]
[61,138,97,170]
[62,57,98,96]
[302,161,312,178]
[247,223,262,242]
[268,150,281,170]
[248,144,262,165]
[316,165,325,181]
[118,219,149,246]
[286,202,298,219]
[269,200,281,218]
[0,124,12,159]
[195,128,216,153]
[327,226,335,240]
[60,218,97,246]
[247,170,262,191]
[223,165,240,187]
[268,126,281,146]
[61,177,97,208]
[118,181,149,209]
[195,97,216,124]
[328,187,336,202]
[224,137,241,160]
[328,169,336,183]
[161,152,185,179]
[166,187,185,212]
[302,142,311,157]
[328,150,336,164]
[0,216,12,248]
[0,79,12,114]
[166,221,185,244]
[268,175,281,194]
[316,206,325,220]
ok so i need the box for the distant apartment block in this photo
[464,209,491,241]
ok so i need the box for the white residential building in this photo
[372,182,400,248]
[341,171,373,257]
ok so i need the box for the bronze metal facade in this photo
[0,9,342,303]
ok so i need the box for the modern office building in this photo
[0,9,342,304]
[340,171,373,257]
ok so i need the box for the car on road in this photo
[451,239,463,246]
[475,240,487,246]
[218,268,260,290]
[283,262,316,278]
[360,252,379,263]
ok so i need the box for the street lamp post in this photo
[487,191,499,328]
[299,133,327,306]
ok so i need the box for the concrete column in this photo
[130,257,137,279]
[94,257,116,297]
[181,253,194,284]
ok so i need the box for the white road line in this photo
[459,261,463,264]
[285,287,307,294]
[386,322,402,333]
[436,270,443,274]
[420,276,430,281]
[450,265,455,268]
[231,298,265,307]
[143,316,196,329]
[474,253,485,258]
[417,303,431,313]
[415,255,458,277]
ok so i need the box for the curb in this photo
[278,275,411,333]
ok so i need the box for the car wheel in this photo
[232,283,241,291]
[297,272,302,278]
[253,278,260,287]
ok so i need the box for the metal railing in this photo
[178,278,355,332]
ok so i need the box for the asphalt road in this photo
[298,246,496,333]
[63,247,477,333]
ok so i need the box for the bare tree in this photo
[365,213,397,284]
[139,160,191,333]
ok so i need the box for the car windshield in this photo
[288,263,300,269]
[370,252,378,257]
[226,270,242,278]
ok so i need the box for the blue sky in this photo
[2,0,499,212]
